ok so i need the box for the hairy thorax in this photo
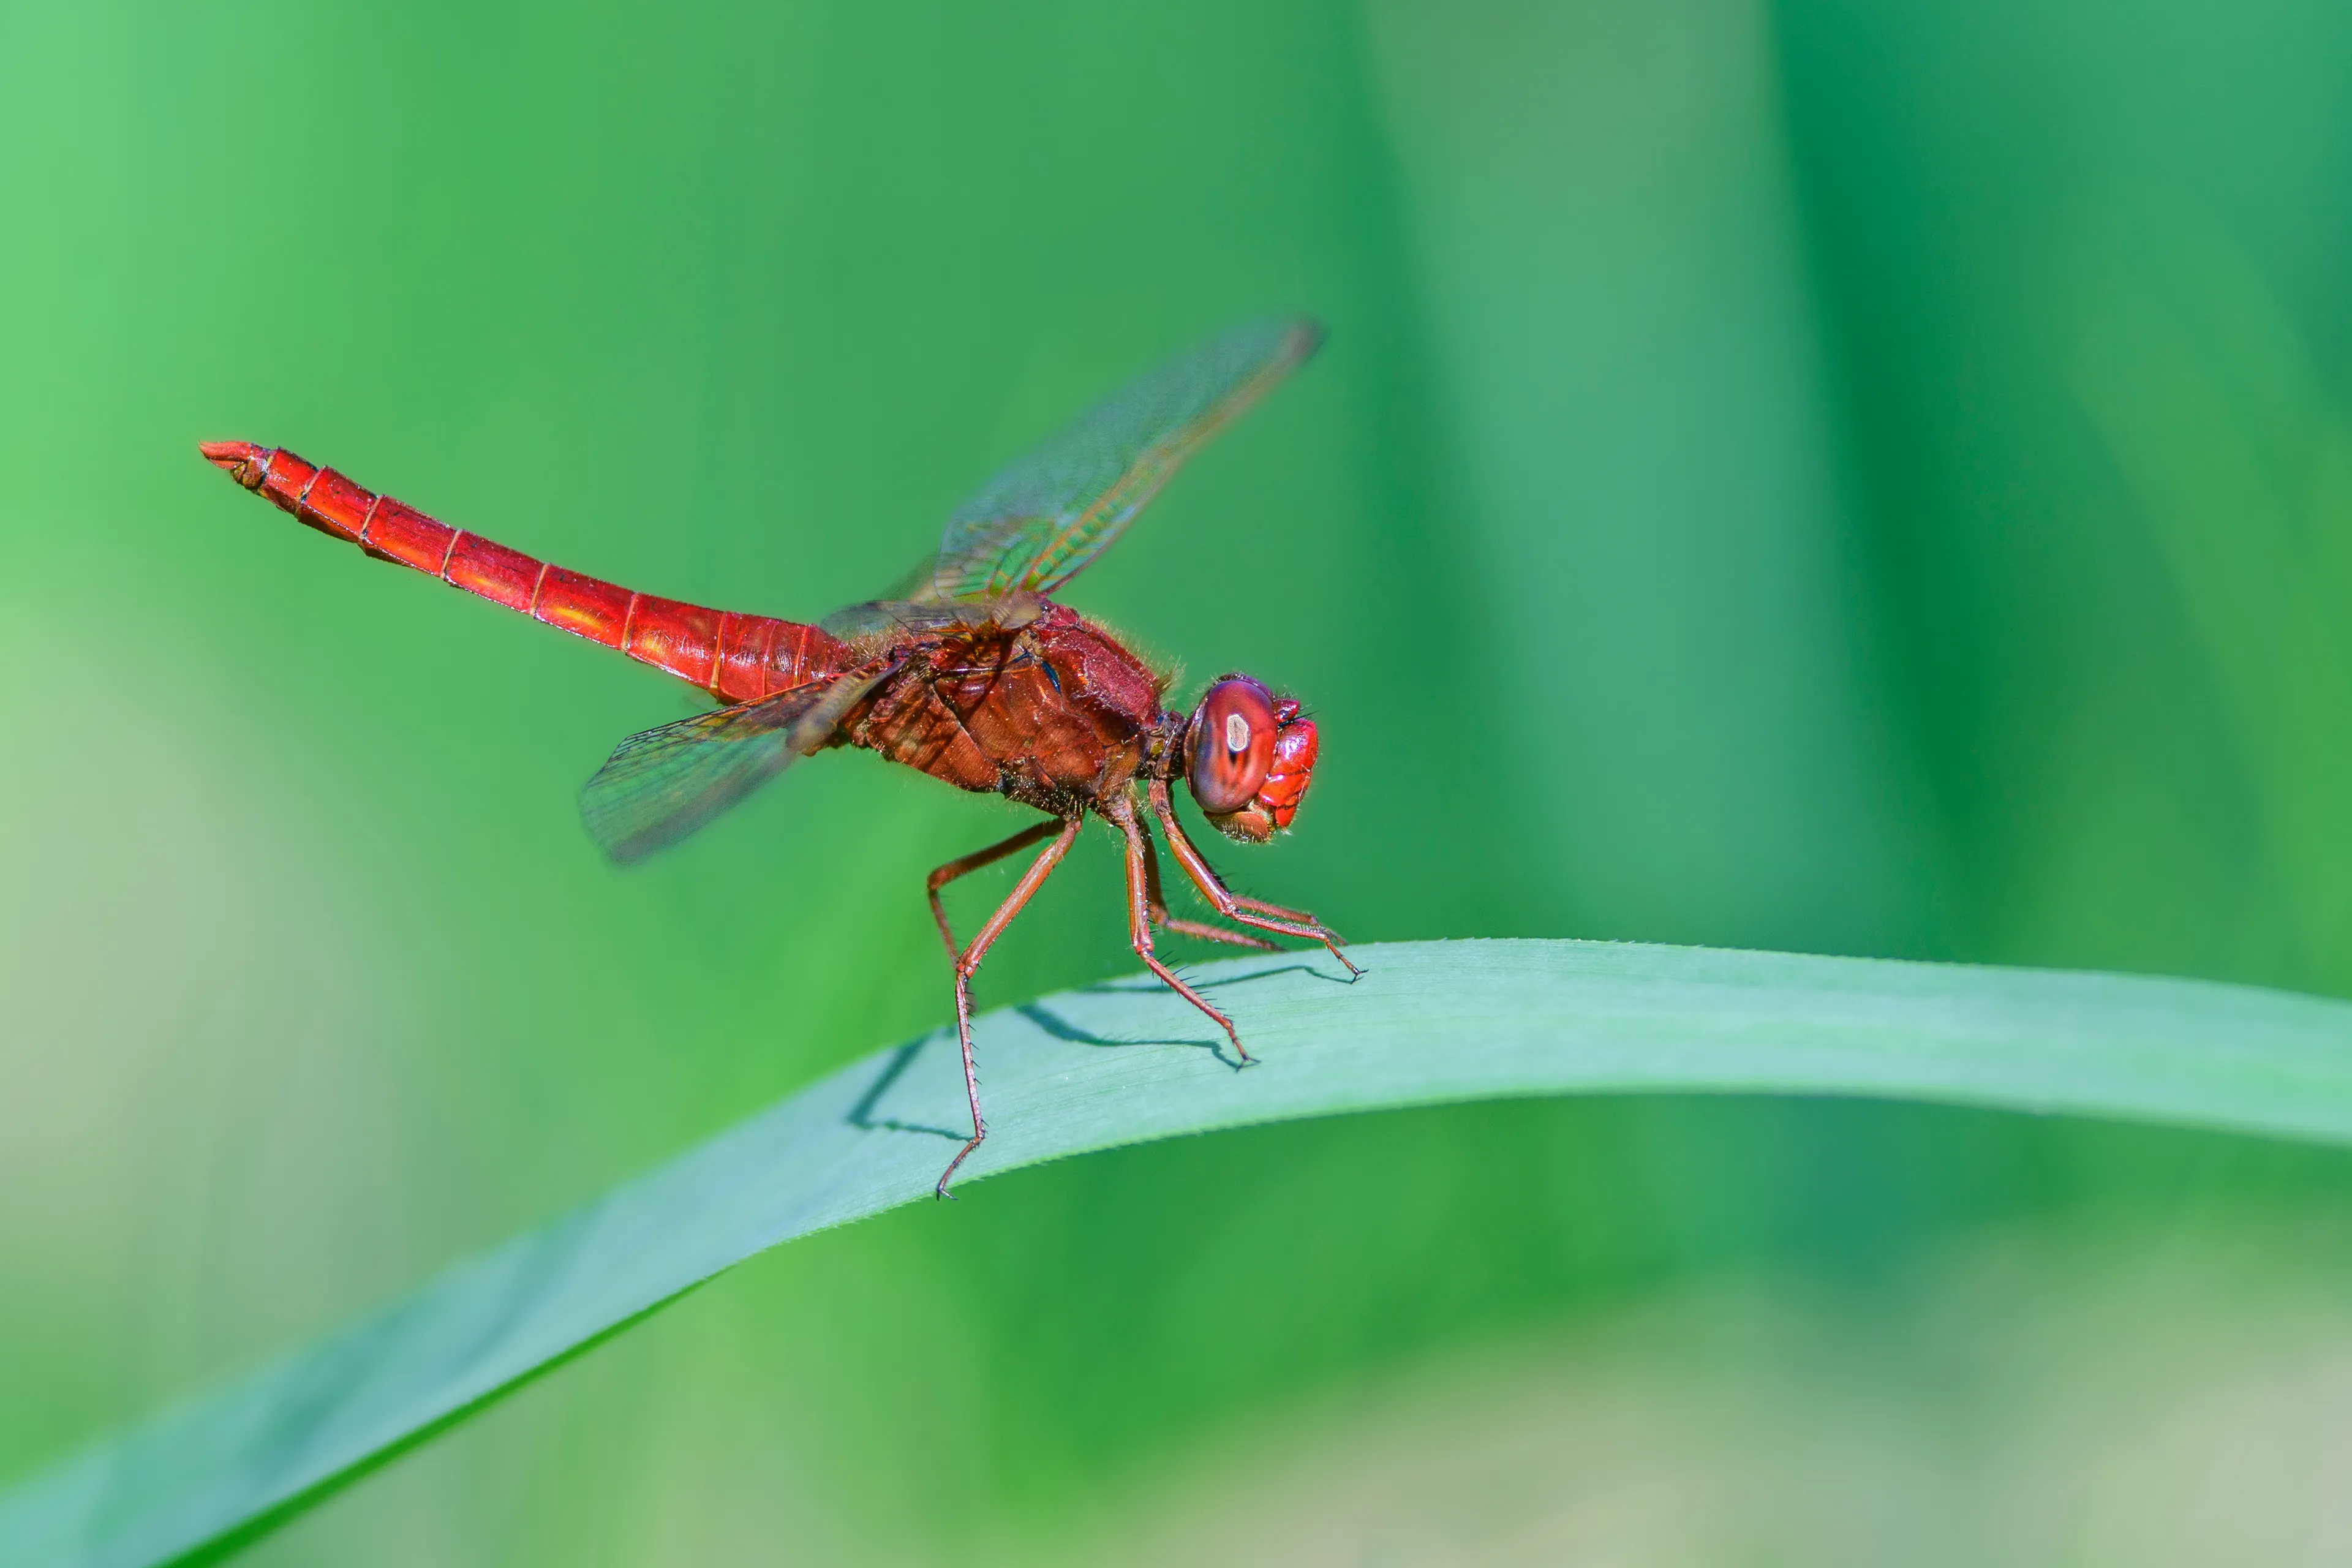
[841,603,1170,814]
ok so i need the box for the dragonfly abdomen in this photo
[200,442,847,703]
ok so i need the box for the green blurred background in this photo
[10,0,2352,1560]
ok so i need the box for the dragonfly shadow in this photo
[847,956,1361,1136]
[1194,959,1360,990]
[844,1038,963,1144]
[1016,1001,1261,1071]
[1035,957,1361,1068]
[1076,959,1357,998]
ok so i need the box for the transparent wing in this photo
[907,315,1321,605]
[580,666,888,863]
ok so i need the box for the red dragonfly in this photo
[202,316,1354,1196]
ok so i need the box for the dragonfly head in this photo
[1183,674,1318,843]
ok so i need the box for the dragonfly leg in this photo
[1112,806,1250,1063]
[926,819,1061,963]
[1138,821,1279,952]
[1148,779,1361,977]
[933,815,1082,1199]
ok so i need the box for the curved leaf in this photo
[10,938,2352,1566]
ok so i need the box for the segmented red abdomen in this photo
[201,442,848,703]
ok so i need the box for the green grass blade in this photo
[12,937,2352,1567]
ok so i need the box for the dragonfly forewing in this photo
[908,316,1321,606]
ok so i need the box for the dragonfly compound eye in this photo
[1187,675,1277,816]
